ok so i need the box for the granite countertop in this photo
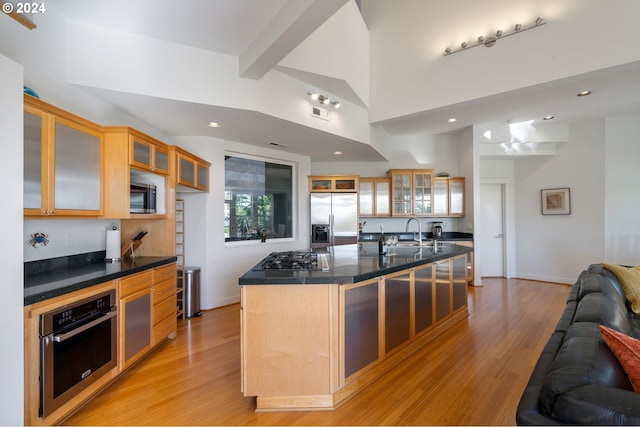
[239,243,473,286]
[358,231,473,243]
[24,253,177,306]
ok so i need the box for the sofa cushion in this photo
[600,325,640,392]
[603,263,640,313]
[540,322,633,423]
[573,291,633,336]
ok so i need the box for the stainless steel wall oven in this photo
[39,290,117,417]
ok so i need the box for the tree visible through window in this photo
[225,155,293,242]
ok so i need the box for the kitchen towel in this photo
[106,229,121,261]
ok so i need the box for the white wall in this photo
[0,53,24,426]
[604,115,640,265]
[173,136,311,310]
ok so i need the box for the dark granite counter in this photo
[24,252,177,305]
[239,243,472,285]
[358,231,473,243]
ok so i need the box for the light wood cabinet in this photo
[173,146,211,191]
[241,254,470,411]
[23,281,118,427]
[343,279,380,380]
[118,270,153,370]
[130,133,169,175]
[309,175,359,192]
[359,177,390,216]
[102,127,170,219]
[387,169,433,216]
[152,263,178,345]
[118,263,177,370]
[433,177,465,217]
[24,95,103,217]
[384,271,412,354]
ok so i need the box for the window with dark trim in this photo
[224,155,293,242]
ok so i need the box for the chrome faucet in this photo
[405,217,422,246]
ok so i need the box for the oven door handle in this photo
[52,310,116,343]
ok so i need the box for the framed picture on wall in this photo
[541,188,571,215]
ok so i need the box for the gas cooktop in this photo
[257,250,329,271]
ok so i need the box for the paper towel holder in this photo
[105,226,122,263]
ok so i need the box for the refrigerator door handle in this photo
[329,215,334,246]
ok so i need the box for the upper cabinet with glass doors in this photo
[172,146,211,192]
[432,177,465,217]
[24,95,103,217]
[130,134,169,175]
[386,169,433,216]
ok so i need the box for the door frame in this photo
[476,178,516,283]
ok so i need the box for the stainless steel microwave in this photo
[130,182,157,213]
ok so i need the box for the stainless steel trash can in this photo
[179,267,202,318]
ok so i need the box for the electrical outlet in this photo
[466,222,473,231]
[65,233,73,247]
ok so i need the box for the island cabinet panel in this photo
[384,272,412,354]
[414,264,434,335]
[239,246,472,412]
[343,280,380,379]
[435,259,452,322]
[241,284,340,408]
[452,255,468,312]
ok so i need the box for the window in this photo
[225,155,293,242]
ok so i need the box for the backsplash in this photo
[24,219,120,262]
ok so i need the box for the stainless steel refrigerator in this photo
[310,193,358,248]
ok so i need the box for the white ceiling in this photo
[49,0,640,162]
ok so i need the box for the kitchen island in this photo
[239,243,473,411]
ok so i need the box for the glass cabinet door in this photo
[54,122,101,211]
[359,180,373,216]
[413,172,432,215]
[132,139,152,169]
[24,111,43,211]
[154,145,169,175]
[179,156,195,186]
[432,179,448,215]
[449,179,464,216]
[196,162,209,190]
[374,179,390,216]
[392,172,411,215]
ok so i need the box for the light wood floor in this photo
[62,278,571,426]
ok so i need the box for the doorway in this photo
[480,184,505,277]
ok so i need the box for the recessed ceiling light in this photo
[333,151,343,155]
[206,121,221,128]
[543,115,555,120]
[447,118,458,123]
[577,90,592,97]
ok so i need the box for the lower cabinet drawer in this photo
[153,296,177,326]
[153,279,176,305]
[153,312,177,346]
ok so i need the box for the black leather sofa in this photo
[516,264,640,425]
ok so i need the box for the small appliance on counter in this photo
[105,226,121,262]
[432,221,443,238]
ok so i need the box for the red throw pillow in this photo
[600,325,640,392]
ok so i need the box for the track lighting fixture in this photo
[307,92,340,108]
[444,17,545,56]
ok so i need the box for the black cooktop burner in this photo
[259,250,319,270]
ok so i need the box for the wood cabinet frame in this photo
[241,254,469,411]
[358,177,390,217]
[24,95,104,218]
[308,175,359,192]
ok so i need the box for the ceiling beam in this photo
[239,0,347,80]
